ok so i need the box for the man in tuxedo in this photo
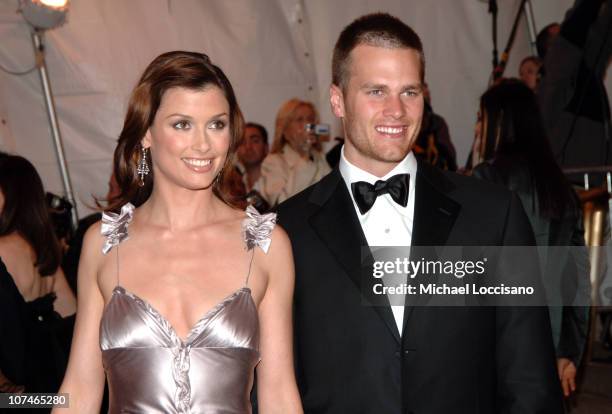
[278,13,563,414]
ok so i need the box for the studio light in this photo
[20,0,69,31]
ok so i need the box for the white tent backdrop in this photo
[0,0,609,216]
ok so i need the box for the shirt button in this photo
[385,228,390,233]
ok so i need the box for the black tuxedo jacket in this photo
[278,161,563,414]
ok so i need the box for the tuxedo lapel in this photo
[308,170,401,343]
[411,161,461,247]
[403,161,461,331]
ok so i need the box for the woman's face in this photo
[519,60,540,91]
[284,104,316,155]
[143,86,231,191]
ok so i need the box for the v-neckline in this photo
[110,285,252,344]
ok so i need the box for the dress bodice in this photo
[98,204,276,414]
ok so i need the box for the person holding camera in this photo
[259,99,331,206]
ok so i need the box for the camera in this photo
[305,123,330,136]
[46,192,74,241]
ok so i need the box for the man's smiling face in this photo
[331,44,424,177]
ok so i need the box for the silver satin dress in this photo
[98,204,276,414]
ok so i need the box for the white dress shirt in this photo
[339,146,417,336]
[234,161,263,193]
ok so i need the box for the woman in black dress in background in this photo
[0,153,76,394]
[471,79,591,397]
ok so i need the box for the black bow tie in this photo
[351,174,410,215]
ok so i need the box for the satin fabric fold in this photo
[100,286,260,414]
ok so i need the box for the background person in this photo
[259,99,331,205]
[237,122,269,191]
[413,83,458,171]
[537,0,612,178]
[236,122,271,212]
[518,55,542,91]
[0,153,76,395]
[472,79,591,398]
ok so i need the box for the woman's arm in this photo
[51,267,76,318]
[256,227,303,414]
[53,224,106,413]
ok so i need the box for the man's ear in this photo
[330,84,345,118]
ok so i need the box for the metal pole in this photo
[523,0,538,56]
[607,172,612,232]
[31,29,79,229]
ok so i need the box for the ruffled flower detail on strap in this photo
[101,203,135,255]
[242,205,276,254]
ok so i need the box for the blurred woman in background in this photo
[259,99,331,205]
[518,55,542,91]
[471,79,590,398]
[0,153,76,394]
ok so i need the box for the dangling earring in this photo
[137,146,150,187]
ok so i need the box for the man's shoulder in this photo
[277,170,342,219]
[423,165,514,207]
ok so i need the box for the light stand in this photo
[522,0,539,56]
[480,0,539,84]
[488,0,499,70]
[490,0,532,83]
[19,0,78,229]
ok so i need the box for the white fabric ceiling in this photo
[1,0,608,216]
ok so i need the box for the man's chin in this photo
[372,147,412,163]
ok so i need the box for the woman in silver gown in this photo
[56,51,302,414]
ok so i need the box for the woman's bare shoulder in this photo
[0,233,33,259]
[80,220,107,267]
[83,220,104,248]
[0,233,37,290]
[268,225,291,253]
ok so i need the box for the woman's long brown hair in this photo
[0,154,61,276]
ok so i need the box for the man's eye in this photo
[210,120,226,130]
[368,89,383,96]
[173,120,190,130]
[403,90,419,97]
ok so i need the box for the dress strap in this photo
[101,203,135,286]
[241,205,276,286]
